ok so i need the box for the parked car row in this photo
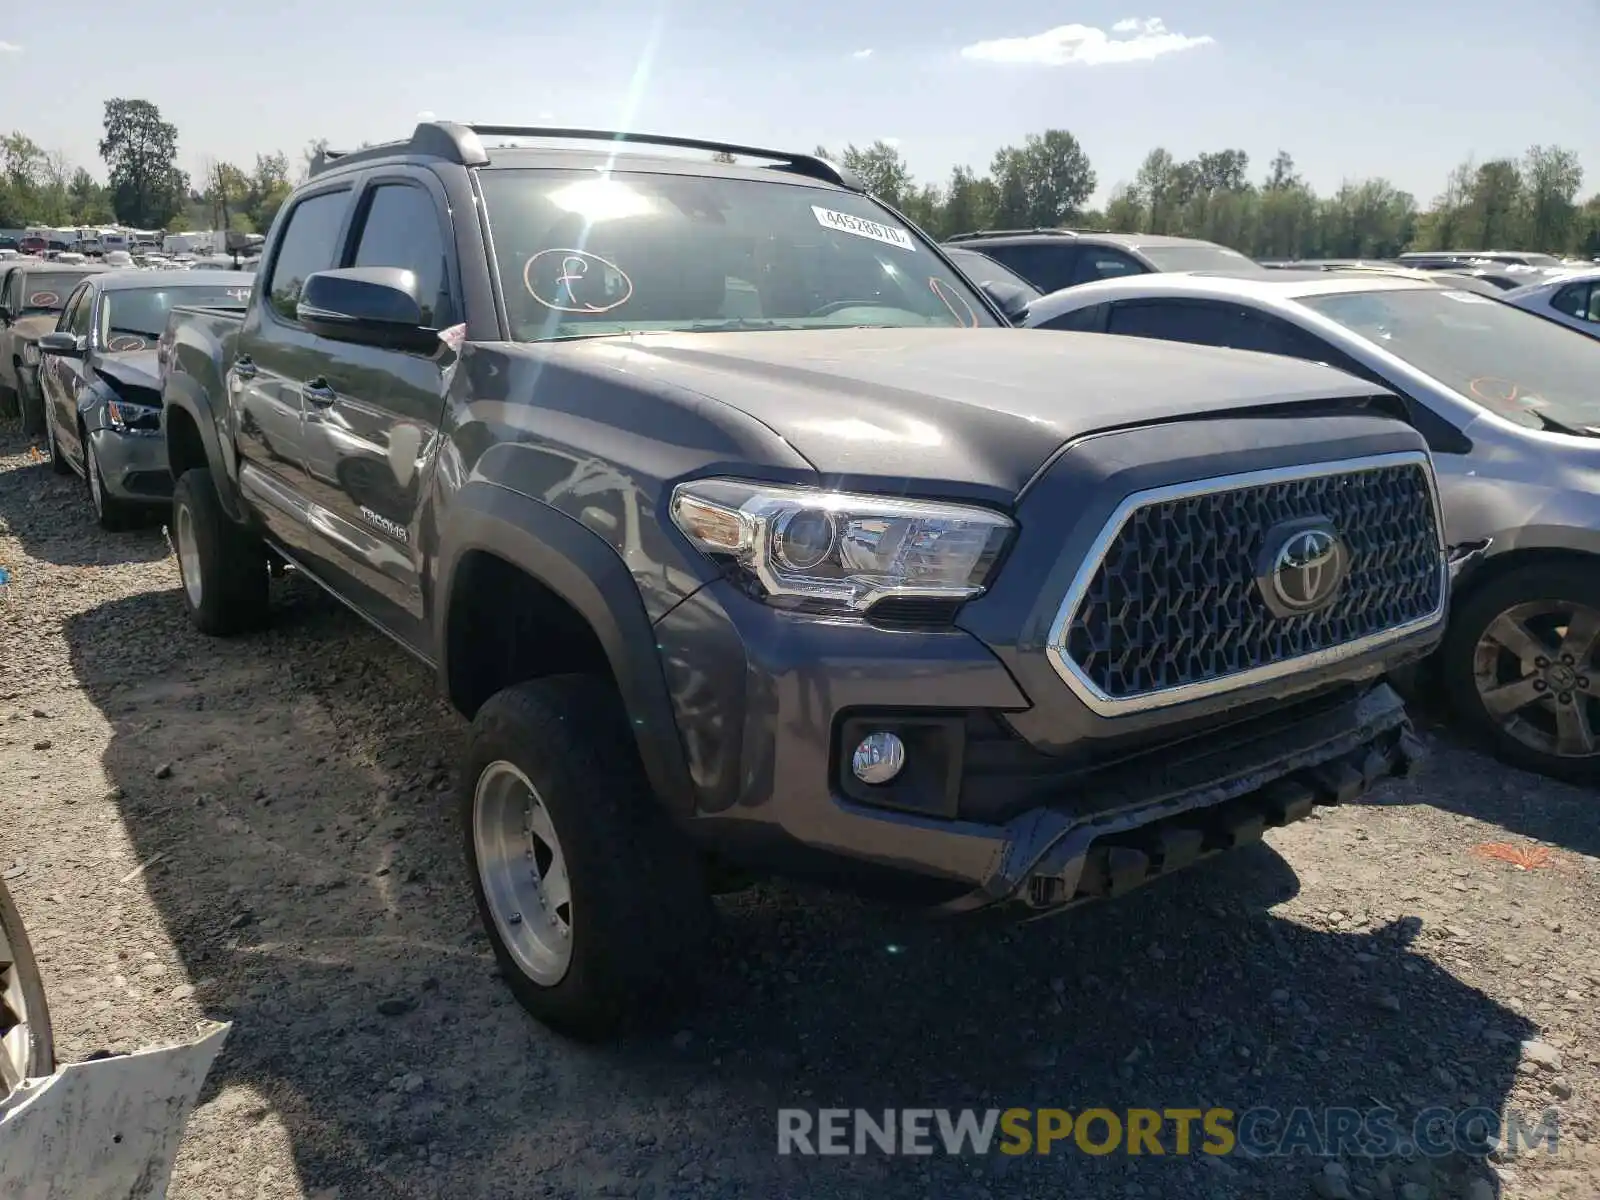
[12,121,1593,1041]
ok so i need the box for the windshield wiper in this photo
[1526,408,1600,438]
[680,319,796,333]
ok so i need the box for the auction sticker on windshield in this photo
[811,206,913,251]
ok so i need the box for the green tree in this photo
[99,98,187,227]
[1522,145,1584,253]
[1463,158,1525,249]
[1255,152,1317,258]
[839,140,914,207]
[991,130,1096,228]
[1132,148,1183,234]
[68,168,114,223]
[940,166,996,236]
[1103,184,1144,232]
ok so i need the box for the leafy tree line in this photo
[1,98,294,236]
[818,135,1600,259]
[6,104,1598,260]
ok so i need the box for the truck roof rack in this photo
[308,121,862,190]
[946,228,1082,242]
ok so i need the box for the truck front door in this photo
[291,173,457,652]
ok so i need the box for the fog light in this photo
[851,731,905,785]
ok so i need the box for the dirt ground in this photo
[1,419,1598,1200]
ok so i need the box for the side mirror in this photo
[980,281,1033,324]
[37,331,84,357]
[297,267,438,354]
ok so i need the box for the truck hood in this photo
[547,327,1390,494]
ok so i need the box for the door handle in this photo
[303,379,337,407]
[233,356,257,381]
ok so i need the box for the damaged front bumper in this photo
[0,1022,229,1200]
[943,683,1425,916]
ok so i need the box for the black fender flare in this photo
[160,374,246,522]
[434,481,697,817]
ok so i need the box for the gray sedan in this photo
[36,270,252,529]
[1024,269,1600,783]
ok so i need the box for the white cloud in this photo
[881,137,902,148]
[960,17,1213,66]
[0,41,22,53]
[851,48,873,59]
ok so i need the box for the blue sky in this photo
[2,0,1596,206]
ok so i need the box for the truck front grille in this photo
[1047,453,1444,715]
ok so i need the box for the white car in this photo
[1500,268,1600,340]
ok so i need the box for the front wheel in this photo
[44,407,72,475]
[0,878,54,1097]
[84,435,141,530]
[1443,561,1600,783]
[171,468,269,636]
[17,371,45,437]
[462,675,712,1040]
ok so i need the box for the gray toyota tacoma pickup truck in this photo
[160,121,1447,1039]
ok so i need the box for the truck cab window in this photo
[350,185,455,329]
[265,190,350,324]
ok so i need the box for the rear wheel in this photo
[171,468,269,635]
[1443,561,1600,783]
[0,879,54,1098]
[463,675,713,1040]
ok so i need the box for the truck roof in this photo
[307,121,864,192]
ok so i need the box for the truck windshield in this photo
[1300,287,1600,432]
[477,168,999,341]
[99,285,254,350]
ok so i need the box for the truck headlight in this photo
[670,478,1013,613]
[20,342,40,366]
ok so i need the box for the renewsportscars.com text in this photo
[776,1106,1559,1158]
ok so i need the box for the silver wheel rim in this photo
[1,901,41,1097]
[86,439,103,515]
[175,502,203,609]
[473,760,574,986]
[1473,599,1600,760]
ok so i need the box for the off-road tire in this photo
[0,878,54,1094]
[1443,561,1600,784]
[462,675,713,1040]
[172,467,269,636]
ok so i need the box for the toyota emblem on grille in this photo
[1256,518,1349,617]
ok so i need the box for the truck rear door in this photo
[232,184,355,561]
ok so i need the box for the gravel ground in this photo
[2,419,1598,1200]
